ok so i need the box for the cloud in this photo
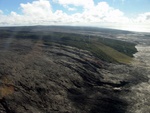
[0,10,3,15]
[20,0,52,17]
[63,5,77,11]
[53,0,94,9]
[68,7,77,11]
[136,12,150,23]
[1,0,54,25]
[81,2,129,23]
[1,0,128,25]
[0,0,149,32]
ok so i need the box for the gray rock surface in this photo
[0,38,148,113]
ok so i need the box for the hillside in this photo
[0,27,137,64]
[0,26,145,113]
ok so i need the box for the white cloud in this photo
[0,10,3,15]
[53,0,94,9]
[63,5,77,11]
[0,0,149,32]
[68,7,76,11]
[20,0,52,17]
[53,10,70,23]
[76,2,129,24]
[136,12,150,23]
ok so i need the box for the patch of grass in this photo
[0,29,137,64]
[94,43,132,64]
[43,32,136,64]
[97,37,137,57]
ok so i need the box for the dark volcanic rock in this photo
[0,38,147,113]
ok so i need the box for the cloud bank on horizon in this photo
[0,0,150,32]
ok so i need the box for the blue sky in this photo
[0,0,150,32]
[0,0,150,15]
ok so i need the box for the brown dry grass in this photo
[0,77,14,99]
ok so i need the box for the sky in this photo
[0,0,150,32]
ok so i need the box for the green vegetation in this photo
[97,37,137,57]
[0,29,137,64]
[42,32,137,64]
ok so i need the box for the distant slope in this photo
[97,37,137,57]
[0,27,137,64]
[94,43,132,64]
[42,32,137,64]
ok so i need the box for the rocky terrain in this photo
[0,26,149,113]
[122,34,150,113]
